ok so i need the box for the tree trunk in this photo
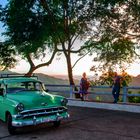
[24,66,36,77]
[66,54,75,85]
[25,49,57,77]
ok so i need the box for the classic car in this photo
[0,75,69,134]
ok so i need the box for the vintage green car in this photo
[0,76,69,134]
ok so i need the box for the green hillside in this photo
[0,70,17,75]
[0,70,140,86]
[1,70,140,100]
[35,73,69,85]
[0,70,74,85]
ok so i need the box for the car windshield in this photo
[6,81,44,93]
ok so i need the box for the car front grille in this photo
[15,106,67,119]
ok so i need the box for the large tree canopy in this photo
[0,0,60,75]
[0,42,16,70]
[88,0,140,72]
[1,0,54,55]
[1,0,140,84]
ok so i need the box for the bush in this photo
[128,91,140,103]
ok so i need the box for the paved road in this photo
[0,106,140,140]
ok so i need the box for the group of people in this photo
[79,72,122,103]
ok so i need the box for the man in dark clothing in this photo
[112,72,122,103]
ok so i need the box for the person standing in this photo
[111,72,122,103]
[79,72,90,101]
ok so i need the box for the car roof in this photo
[0,77,41,84]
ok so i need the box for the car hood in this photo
[7,91,61,110]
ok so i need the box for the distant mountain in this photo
[53,74,94,81]
[1,70,140,86]
[35,73,70,85]
[0,71,70,85]
[0,70,17,74]
[35,73,79,85]
[52,74,70,80]
[129,75,140,86]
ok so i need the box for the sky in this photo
[0,0,140,77]
[9,50,95,76]
[0,0,7,41]
[9,53,140,77]
[0,0,7,5]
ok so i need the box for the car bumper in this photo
[12,112,69,127]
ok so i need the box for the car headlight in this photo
[16,103,24,112]
[61,98,68,106]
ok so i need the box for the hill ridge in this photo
[0,71,140,86]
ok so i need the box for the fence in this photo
[45,84,140,103]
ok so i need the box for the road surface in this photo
[0,106,139,140]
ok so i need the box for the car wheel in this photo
[7,114,16,135]
[53,120,61,127]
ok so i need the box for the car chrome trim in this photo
[12,113,70,127]
[13,106,67,119]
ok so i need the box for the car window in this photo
[7,81,44,93]
[35,82,44,91]
[0,83,5,95]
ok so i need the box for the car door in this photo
[0,83,6,120]
[0,94,4,119]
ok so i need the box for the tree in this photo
[92,70,132,86]
[1,0,140,85]
[89,37,136,73]
[0,42,16,70]
[0,0,60,76]
[88,0,140,73]
[1,0,96,84]
[38,0,130,85]
[0,5,16,70]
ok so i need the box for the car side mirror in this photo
[0,88,4,96]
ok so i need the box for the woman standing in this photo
[79,72,90,101]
